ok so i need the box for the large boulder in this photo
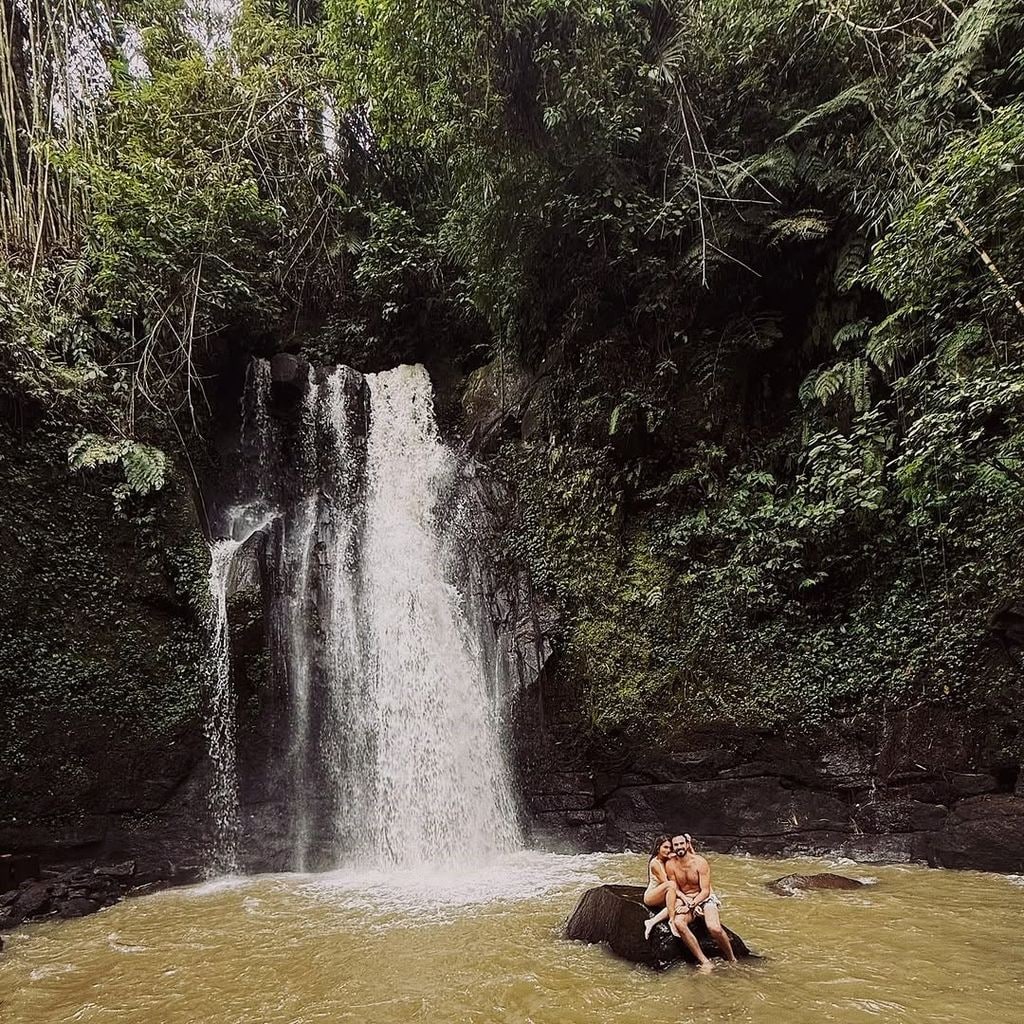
[928,794,1024,872]
[767,872,865,896]
[565,884,755,968]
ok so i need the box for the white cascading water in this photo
[357,365,521,865]
[206,361,521,872]
[319,369,370,858]
[279,379,322,867]
[205,501,277,874]
[206,539,242,874]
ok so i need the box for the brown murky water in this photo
[2,851,1023,1024]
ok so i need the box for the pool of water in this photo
[2,851,1023,1023]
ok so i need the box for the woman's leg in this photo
[643,881,678,938]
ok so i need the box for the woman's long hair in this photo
[649,834,673,860]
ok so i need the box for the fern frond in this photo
[68,433,125,470]
[783,79,877,141]
[866,310,920,370]
[949,0,1022,64]
[813,366,844,404]
[721,313,784,352]
[68,434,168,507]
[733,145,798,193]
[798,368,823,408]
[847,357,871,413]
[609,403,625,436]
[834,236,868,292]
[936,322,985,371]
[800,359,873,411]
[832,319,872,351]
[121,443,167,495]
[766,209,831,246]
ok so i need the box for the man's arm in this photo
[667,860,694,911]
[693,857,712,905]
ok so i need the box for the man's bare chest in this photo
[668,859,700,890]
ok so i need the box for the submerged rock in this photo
[565,884,755,968]
[767,872,865,896]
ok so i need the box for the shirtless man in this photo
[665,833,737,970]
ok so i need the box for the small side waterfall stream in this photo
[205,539,242,873]
[204,361,521,872]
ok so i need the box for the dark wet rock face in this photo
[0,854,39,891]
[0,859,201,940]
[520,692,1024,873]
[565,884,755,968]
[767,873,866,896]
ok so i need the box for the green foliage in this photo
[3,0,1024,746]
[0,414,209,813]
[68,433,168,512]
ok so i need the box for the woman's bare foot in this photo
[644,917,657,940]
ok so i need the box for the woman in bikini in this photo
[642,834,679,939]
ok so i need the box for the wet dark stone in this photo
[767,872,866,896]
[929,794,1024,872]
[57,897,100,918]
[948,773,998,797]
[269,353,309,388]
[855,799,948,834]
[171,864,203,886]
[93,860,136,880]
[531,793,595,812]
[12,880,52,919]
[533,773,596,797]
[565,884,755,969]
[0,853,40,891]
[602,778,851,852]
[1,858,198,935]
[128,879,169,898]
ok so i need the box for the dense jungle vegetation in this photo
[2,0,1023,745]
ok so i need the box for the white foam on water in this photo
[298,850,611,917]
[181,874,252,898]
[29,963,77,981]
[107,933,147,954]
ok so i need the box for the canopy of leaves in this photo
[3,0,1023,743]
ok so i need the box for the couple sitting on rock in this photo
[643,833,737,970]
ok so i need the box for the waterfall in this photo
[357,365,521,865]
[206,539,241,873]
[207,359,520,872]
[205,502,276,874]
